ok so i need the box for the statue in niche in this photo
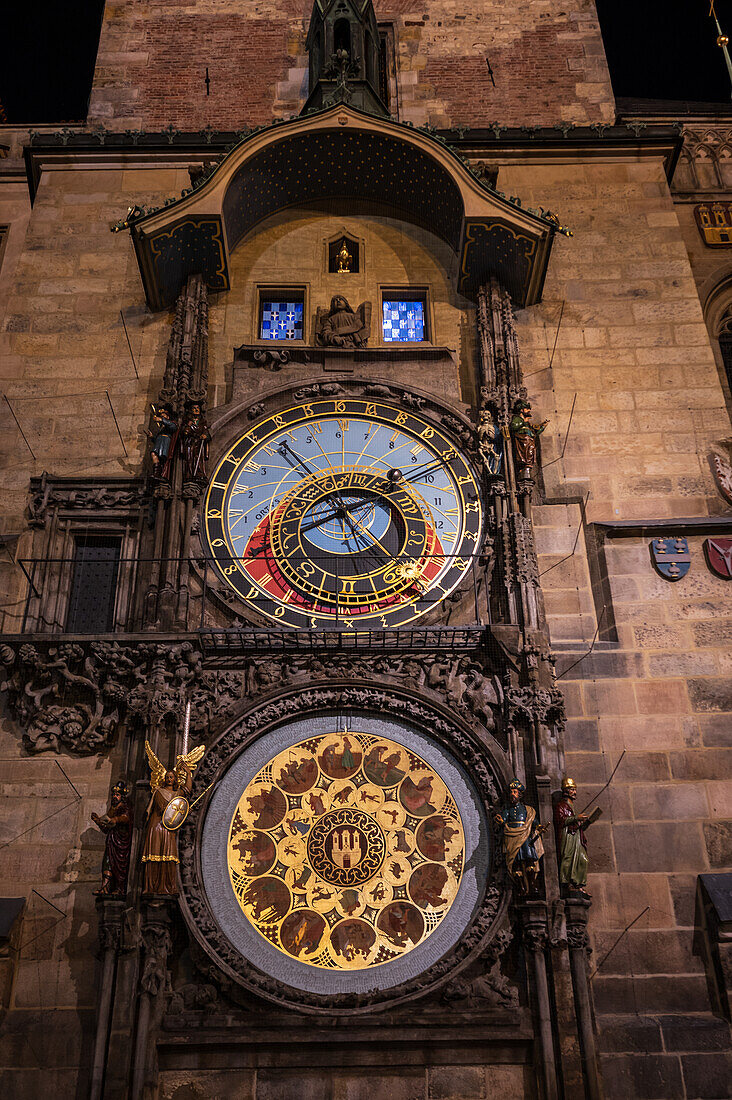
[477,409,503,475]
[494,779,546,896]
[91,781,133,896]
[510,400,548,478]
[146,402,179,480]
[554,777,600,899]
[315,296,371,348]
[180,400,210,483]
[141,741,205,895]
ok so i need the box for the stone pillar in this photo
[131,900,174,1100]
[566,900,601,1100]
[520,907,558,1100]
[91,898,124,1100]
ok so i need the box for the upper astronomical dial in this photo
[204,397,482,628]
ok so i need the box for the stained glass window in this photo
[382,299,426,342]
[260,298,304,340]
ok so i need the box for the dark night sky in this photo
[2,1,732,123]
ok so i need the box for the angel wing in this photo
[145,740,166,793]
[174,744,205,786]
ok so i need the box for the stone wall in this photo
[500,152,732,1094]
[87,0,614,130]
[0,722,120,1097]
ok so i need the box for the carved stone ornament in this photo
[178,683,511,1013]
[314,296,371,347]
[522,925,549,953]
[566,924,591,953]
[140,925,173,996]
[439,925,519,1013]
[0,640,205,755]
[28,476,146,528]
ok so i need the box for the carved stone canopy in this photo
[122,104,556,311]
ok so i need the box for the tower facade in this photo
[0,4,730,1099]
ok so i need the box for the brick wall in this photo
[87,0,614,130]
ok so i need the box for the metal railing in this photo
[9,550,489,639]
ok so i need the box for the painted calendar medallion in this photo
[226,730,465,970]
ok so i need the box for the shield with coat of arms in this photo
[704,538,732,580]
[162,794,190,831]
[650,537,691,581]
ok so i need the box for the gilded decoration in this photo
[226,731,465,970]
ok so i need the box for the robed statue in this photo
[146,402,179,481]
[510,400,548,477]
[315,296,371,348]
[180,400,210,483]
[494,779,545,895]
[92,781,132,896]
[554,777,599,898]
[141,741,205,895]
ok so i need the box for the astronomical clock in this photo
[176,379,509,1011]
[203,396,483,628]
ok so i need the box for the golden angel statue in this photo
[141,741,205,895]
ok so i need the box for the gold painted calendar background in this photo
[227,731,465,970]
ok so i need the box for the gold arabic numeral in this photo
[223,564,238,575]
[244,585,260,599]
[365,403,377,416]
[380,616,388,627]
[335,401,346,413]
[395,413,408,426]
[274,606,287,618]
[338,419,349,432]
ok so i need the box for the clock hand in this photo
[277,441,316,477]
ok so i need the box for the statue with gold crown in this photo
[553,777,600,899]
[141,741,205,895]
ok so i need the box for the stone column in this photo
[566,900,601,1100]
[521,908,558,1100]
[131,900,174,1100]
[91,898,124,1100]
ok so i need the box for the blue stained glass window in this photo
[260,298,304,340]
[382,299,426,342]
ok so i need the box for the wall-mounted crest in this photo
[704,537,732,580]
[650,537,691,581]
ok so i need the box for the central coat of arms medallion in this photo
[227,732,465,970]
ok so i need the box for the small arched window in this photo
[334,18,351,56]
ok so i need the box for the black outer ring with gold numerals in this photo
[203,397,483,629]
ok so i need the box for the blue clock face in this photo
[203,396,483,629]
